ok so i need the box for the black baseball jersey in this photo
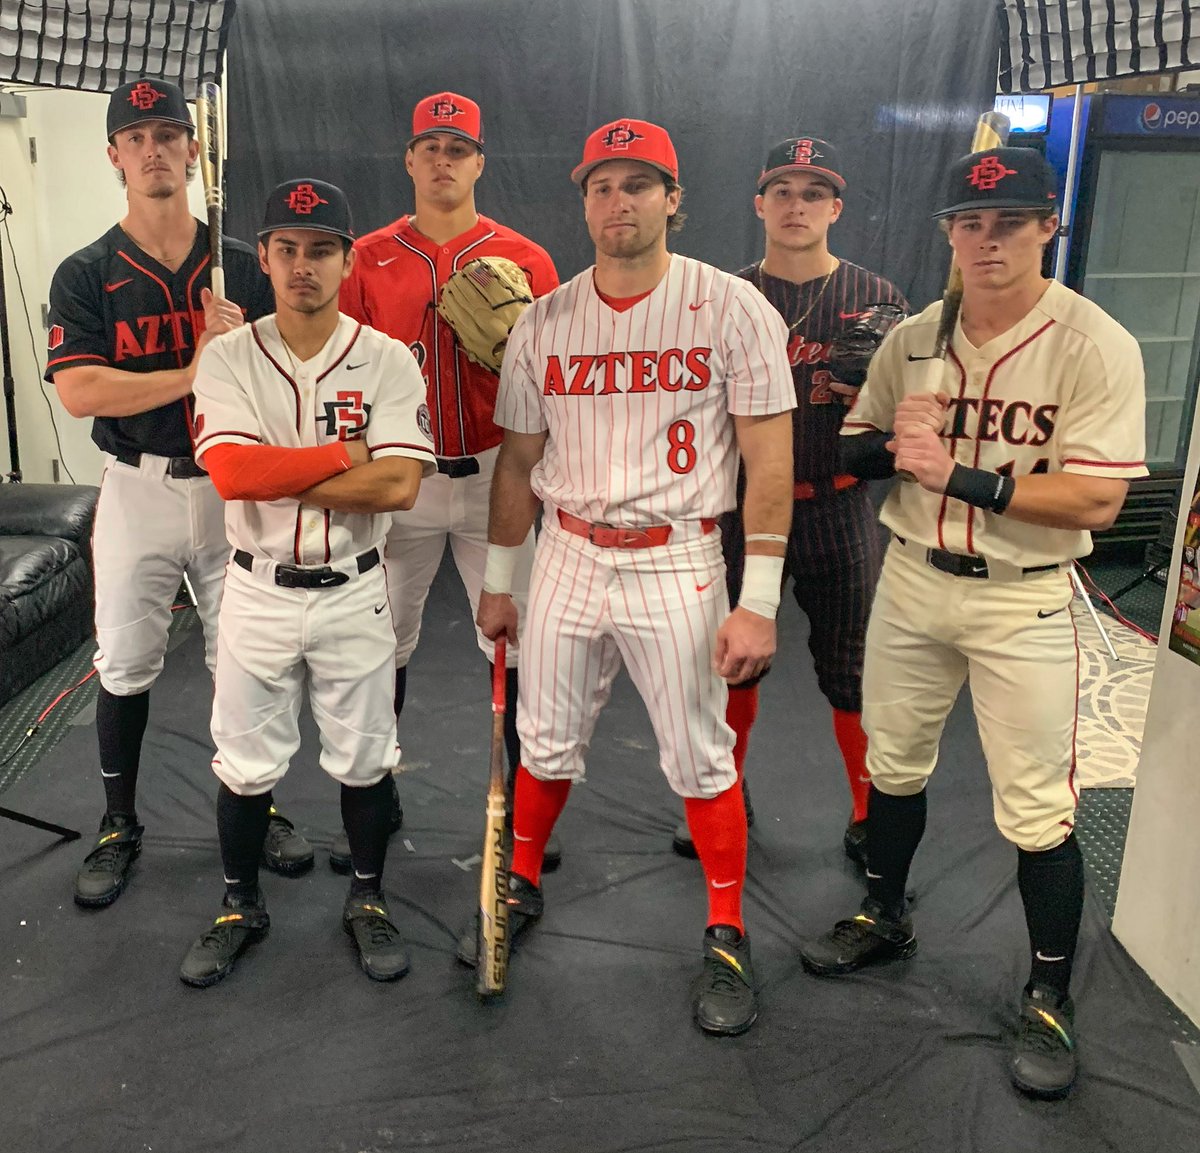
[45,222,274,459]
[738,260,908,484]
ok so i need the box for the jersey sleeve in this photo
[364,339,437,475]
[721,280,796,417]
[841,321,907,436]
[44,257,109,379]
[494,306,547,433]
[339,254,372,325]
[191,334,265,462]
[527,246,560,297]
[1057,333,1148,479]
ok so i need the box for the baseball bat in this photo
[476,635,510,998]
[898,110,1011,482]
[195,81,225,298]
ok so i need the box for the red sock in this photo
[726,683,759,782]
[684,783,747,933]
[832,707,871,824]
[511,763,571,887]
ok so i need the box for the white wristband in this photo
[738,553,785,619]
[482,544,522,595]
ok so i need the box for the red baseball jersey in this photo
[340,214,558,458]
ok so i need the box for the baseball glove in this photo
[437,257,534,374]
[827,301,907,389]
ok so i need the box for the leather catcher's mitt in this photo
[827,301,907,388]
[437,256,534,374]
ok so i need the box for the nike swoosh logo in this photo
[696,579,715,592]
[711,878,738,889]
[1035,951,1066,963]
[689,299,712,311]
[374,604,386,614]
[317,574,343,586]
[346,362,367,371]
[378,257,399,267]
[840,310,868,320]
[906,353,934,361]
[104,278,133,292]
[100,770,123,778]
[1037,607,1065,619]
[865,870,883,880]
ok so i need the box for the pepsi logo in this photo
[1142,102,1162,130]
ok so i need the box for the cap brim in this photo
[257,223,355,240]
[571,156,677,185]
[931,198,1058,219]
[109,114,194,137]
[407,128,483,150]
[757,163,845,193]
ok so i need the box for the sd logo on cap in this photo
[258,179,355,241]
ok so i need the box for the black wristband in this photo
[944,464,1016,514]
[839,430,895,480]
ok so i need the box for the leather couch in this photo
[0,484,99,707]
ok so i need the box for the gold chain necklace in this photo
[759,260,837,333]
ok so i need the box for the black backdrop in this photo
[226,0,1000,306]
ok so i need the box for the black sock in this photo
[96,687,150,819]
[393,665,407,718]
[1018,833,1084,1001]
[341,776,393,896]
[865,785,926,919]
[217,785,272,902]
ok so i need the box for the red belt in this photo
[556,509,716,549]
[794,474,858,501]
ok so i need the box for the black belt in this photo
[436,455,480,478]
[115,449,208,479]
[895,537,1059,580]
[233,547,380,589]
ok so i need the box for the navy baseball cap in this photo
[258,179,355,241]
[933,147,1058,219]
[758,137,845,193]
[107,78,194,139]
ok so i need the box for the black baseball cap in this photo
[258,179,355,241]
[757,136,845,193]
[933,147,1058,219]
[107,78,194,139]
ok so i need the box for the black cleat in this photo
[261,807,314,877]
[1010,986,1078,1099]
[692,924,758,1036]
[541,834,563,873]
[329,776,403,874]
[455,872,543,966]
[672,778,755,859]
[73,814,143,908]
[799,897,917,976]
[343,893,410,981]
[843,818,868,871]
[179,891,270,988]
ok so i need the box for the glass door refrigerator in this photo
[1063,92,1200,544]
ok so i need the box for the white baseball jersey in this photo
[844,280,1147,567]
[192,314,437,560]
[498,254,796,524]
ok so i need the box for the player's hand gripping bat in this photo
[476,636,510,997]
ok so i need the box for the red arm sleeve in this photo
[204,441,353,502]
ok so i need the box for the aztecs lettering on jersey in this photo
[541,348,712,395]
[112,310,207,363]
[945,396,1059,450]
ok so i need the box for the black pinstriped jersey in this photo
[45,221,274,459]
[738,260,908,484]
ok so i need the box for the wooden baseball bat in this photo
[476,635,510,998]
[195,81,225,299]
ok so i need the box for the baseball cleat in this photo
[261,807,314,877]
[799,897,917,976]
[541,834,563,873]
[179,891,270,988]
[343,894,410,982]
[73,814,144,908]
[1010,986,1077,1099]
[455,872,543,967]
[843,818,868,871]
[329,777,403,874]
[692,924,758,1036]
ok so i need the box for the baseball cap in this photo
[933,146,1058,219]
[757,137,845,193]
[107,78,194,139]
[408,92,484,150]
[258,179,355,241]
[571,119,678,185]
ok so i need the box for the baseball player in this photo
[180,179,436,987]
[337,91,560,874]
[798,147,1146,1099]
[458,119,796,1036]
[669,136,908,866]
[47,78,312,910]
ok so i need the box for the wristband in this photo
[482,544,522,595]
[944,464,1015,515]
[738,554,785,619]
[745,533,789,545]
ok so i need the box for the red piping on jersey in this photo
[250,322,303,433]
[46,353,107,369]
[369,441,436,456]
[1063,457,1145,468]
[323,509,331,564]
[293,512,303,565]
[116,251,189,369]
[315,324,362,383]
[392,235,442,449]
[1067,592,1081,807]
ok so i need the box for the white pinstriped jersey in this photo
[192,313,436,564]
[497,254,795,524]
[844,280,1147,566]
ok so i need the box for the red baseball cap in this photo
[571,119,678,185]
[408,92,484,150]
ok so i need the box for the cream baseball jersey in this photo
[843,280,1147,567]
[192,314,436,561]
[498,254,796,524]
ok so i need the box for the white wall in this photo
[1113,405,1200,1028]
[1,88,206,486]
